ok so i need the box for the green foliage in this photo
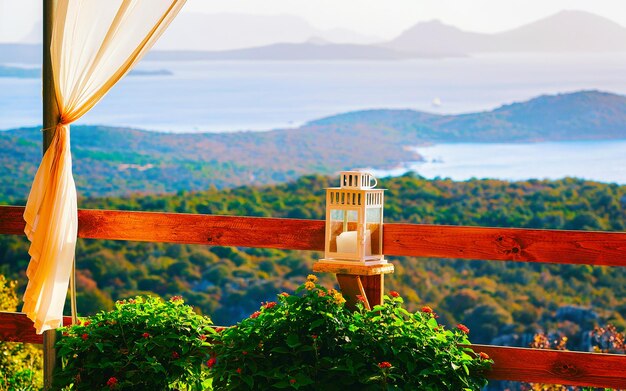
[211,276,491,390]
[0,275,43,391]
[54,296,214,390]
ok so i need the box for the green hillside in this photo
[3,90,626,202]
[1,174,625,348]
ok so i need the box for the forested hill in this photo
[1,174,626,348]
[3,90,626,201]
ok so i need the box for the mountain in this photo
[1,90,626,202]
[18,13,383,51]
[144,42,422,61]
[386,10,626,54]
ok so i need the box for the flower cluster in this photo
[210,277,491,390]
[55,296,214,390]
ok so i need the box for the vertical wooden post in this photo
[312,263,394,310]
[43,0,59,389]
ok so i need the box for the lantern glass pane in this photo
[366,207,382,256]
[329,208,359,254]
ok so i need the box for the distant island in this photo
[0,64,172,79]
[4,10,626,63]
[2,90,626,202]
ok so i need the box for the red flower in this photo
[215,327,226,333]
[199,334,207,341]
[311,334,318,340]
[62,331,70,337]
[263,301,277,309]
[206,357,217,368]
[82,320,91,326]
[378,361,392,369]
[280,292,289,297]
[457,324,470,334]
[389,291,400,298]
[356,295,366,303]
[242,351,248,355]
[421,306,433,313]
[236,367,242,374]
[171,351,179,359]
[106,377,118,389]
[479,352,490,360]
[128,299,136,304]
[142,332,150,339]
[250,311,261,319]
[170,295,183,302]
[81,333,88,341]
[289,378,296,384]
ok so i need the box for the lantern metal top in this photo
[336,171,378,190]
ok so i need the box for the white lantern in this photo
[321,171,385,265]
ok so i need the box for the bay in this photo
[3,53,626,132]
[370,140,626,184]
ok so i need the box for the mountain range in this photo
[3,10,626,63]
[2,90,626,202]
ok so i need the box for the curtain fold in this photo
[23,0,186,334]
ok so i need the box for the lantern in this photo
[321,171,385,265]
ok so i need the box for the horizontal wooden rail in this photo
[1,206,626,266]
[0,310,624,388]
[0,312,72,344]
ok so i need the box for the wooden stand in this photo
[313,261,394,310]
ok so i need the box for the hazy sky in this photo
[2,0,626,42]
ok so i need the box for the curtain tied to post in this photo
[23,0,186,334]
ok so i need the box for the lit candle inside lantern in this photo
[336,230,371,255]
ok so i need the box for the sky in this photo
[2,0,626,42]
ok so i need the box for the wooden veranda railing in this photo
[1,205,626,388]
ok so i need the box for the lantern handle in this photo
[367,173,377,188]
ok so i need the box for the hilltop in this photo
[2,90,626,202]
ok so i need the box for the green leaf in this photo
[286,334,300,348]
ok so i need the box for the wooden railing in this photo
[1,205,626,388]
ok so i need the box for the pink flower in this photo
[142,332,150,339]
[378,361,392,369]
[389,291,400,298]
[457,324,470,334]
[250,311,261,319]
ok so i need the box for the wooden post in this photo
[312,262,394,310]
[43,0,59,389]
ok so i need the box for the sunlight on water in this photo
[370,140,626,184]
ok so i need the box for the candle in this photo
[336,230,371,256]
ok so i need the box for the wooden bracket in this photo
[312,261,394,310]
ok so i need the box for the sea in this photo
[1,53,626,183]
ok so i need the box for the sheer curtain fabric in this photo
[23,0,186,334]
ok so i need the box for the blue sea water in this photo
[1,53,626,184]
[369,140,626,185]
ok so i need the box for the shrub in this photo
[54,296,214,390]
[0,274,43,391]
[211,275,491,390]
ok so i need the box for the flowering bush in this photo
[54,296,214,390]
[210,275,491,390]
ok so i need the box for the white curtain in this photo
[23,0,186,334]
